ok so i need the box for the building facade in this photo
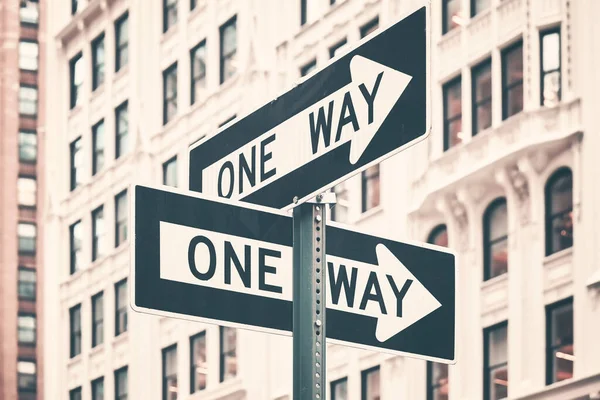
[43,0,600,400]
[0,0,46,399]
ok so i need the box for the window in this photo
[70,304,82,358]
[483,198,508,280]
[220,326,237,382]
[329,39,348,59]
[472,59,492,135]
[17,360,36,392]
[92,206,105,261]
[70,52,83,109]
[163,0,178,33]
[426,362,449,400]
[545,168,573,255]
[92,120,105,175]
[300,0,308,25]
[115,190,128,247]
[163,63,178,125]
[190,332,207,393]
[427,225,449,248]
[70,137,83,191]
[484,322,508,400]
[18,223,36,254]
[502,41,523,119]
[443,77,462,151]
[19,131,37,163]
[360,17,379,38]
[115,12,129,72]
[300,59,316,77]
[540,27,561,107]
[92,33,105,90]
[191,0,197,10]
[361,366,380,400]
[220,16,237,84]
[330,0,336,4]
[361,165,380,212]
[546,297,574,384]
[115,101,129,158]
[70,220,82,275]
[19,41,39,71]
[331,377,348,400]
[471,0,490,17]
[163,156,178,187]
[17,177,37,207]
[17,314,36,345]
[19,85,38,116]
[115,279,128,336]
[92,291,104,347]
[190,40,206,105]
[18,268,36,300]
[20,0,39,25]
[71,0,80,15]
[330,182,349,223]
[92,377,104,400]
[115,367,128,400]
[162,345,178,400]
[442,0,462,34]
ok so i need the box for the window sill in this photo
[90,343,105,356]
[481,272,509,289]
[113,64,129,84]
[188,0,207,21]
[113,331,129,346]
[161,25,179,44]
[543,247,573,266]
[67,353,83,367]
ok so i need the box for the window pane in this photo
[542,32,560,72]
[332,378,348,400]
[116,14,129,71]
[20,0,39,24]
[446,81,462,119]
[18,315,36,344]
[93,121,105,174]
[474,63,492,102]
[93,35,105,88]
[360,18,379,38]
[490,366,508,400]
[488,239,508,278]
[19,86,38,115]
[475,101,492,133]
[542,70,561,107]
[17,360,36,391]
[93,207,106,260]
[192,42,207,102]
[553,344,574,382]
[488,202,508,241]
[18,223,36,253]
[19,41,39,70]
[549,173,573,215]
[364,368,380,400]
[506,84,523,118]
[71,221,82,273]
[472,0,490,16]
[550,212,573,252]
[444,0,462,33]
[221,327,237,381]
[447,119,463,148]
[163,157,178,187]
[489,325,508,366]
[505,45,523,86]
[301,60,316,77]
[92,379,104,400]
[192,333,207,392]
[428,226,448,248]
[19,131,37,162]
[18,177,37,207]
[18,269,36,299]
[116,191,128,246]
[116,103,129,158]
[431,362,449,400]
[116,368,128,397]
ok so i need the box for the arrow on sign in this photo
[200,56,412,201]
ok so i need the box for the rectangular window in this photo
[70,136,82,191]
[546,297,574,385]
[300,60,316,77]
[115,189,128,247]
[115,12,129,72]
[220,326,237,382]
[115,101,129,159]
[331,377,348,400]
[190,332,207,393]
[17,176,37,207]
[163,0,178,33]
[163,156,178,187]
[502,41,523,120]
[17,360,36,392]
[471,0,490,17]
[92,120,105,175]
[190,40,207,105]
[443,76,462,151]
[484,322,508,400]
[329,39,348,59]
[92,291,104,347]
[427,362,449,400]
[71,0,79,15]
[361,165,380,212]
[220,16,237,84]
[162,345,178,400]
[442,0,462,34]
[19,85,38,116]
[70,304,82,358]
[115,279,128,336]
[330,182,349,223]
[191,0,197,10]
[92,33,105,90]
[92,377,104,400]
[115,366,128,400]
[163,63,178,125]
[92,205,105,261]
[17,314,36,345]
[360,17,379,38]
[300,0,308,25]
[18,268,36,300]
[472,59,492,135]
[18,222,36,255]
[70,220,82,275]
[20,0,39,25]
[19,41,39,71]
[19,131,37,163]
[540,27,561,107]
[70,52,83,109]
[361,366,380,400]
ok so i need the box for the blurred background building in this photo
[40,0,600,400]
[0,0,46,399]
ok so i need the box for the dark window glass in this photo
[300,59,316,77]
[92,377,104,400]
[18,222,37,254]
[483,198,508,280]
[427,362,449,400]
[92,33,105,90]
[20,0,39,25]
[502,41,523,119]
[92,120,105,175]
[92,291,104,347]
[70,53,83,109]
[329,38,347,59]
[220,16,237,84]
[191,0,197,10]
[220,326,237,382]
[164,0,178,33]
[115,279,128,336]
[19,85,38,116]
[219,115,236,128]
[361,165,380,212]
[484,322,508,400]
[70,304,82,358]
[443,77,462,151]
[442,0,462,34]
[115,189,128,247]
[92,205,105,261]
[18,268,36,300]
[17,360,37,392]
[70,137,82,191]
[70,220,82,275]
[162,345,178,400]
[471,0,490,17]
[190,332,207,393]
[427,224,449,248]
[545,168,573,255]
[472,59,492,135]
[163,63,178,125]
[115,101,129,158]
[190,40,206,105]
[115,367,128,400]
[163,156,178,187]
[70,387,82,400]
[540,28,561,107]
[19,131,37,163]
[17,314,36,345]
[361,366,380,400]
[360,17,379,38]
[546,298,574,384]
[71,0,79,15]
[115,12,129,72]
[330,0,336,4]
[331,377,348,400]
[300,0,307,25]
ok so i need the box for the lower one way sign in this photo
[131,185,457,364]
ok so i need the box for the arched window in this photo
[545,168,573,255]
[427,224,448,247]
[483,198,508,280]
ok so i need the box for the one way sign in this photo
[131,185,456,363]
[188,6,429,210]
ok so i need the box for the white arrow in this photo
[200,56,412,201]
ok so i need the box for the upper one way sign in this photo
[188,6,429,209]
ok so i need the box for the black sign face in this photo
[131,185,456,363]
[188,5,429,210]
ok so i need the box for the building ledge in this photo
[189,377,245,400]
[588,268,600,288]
[513,373,600,400]
[56,0,109,47]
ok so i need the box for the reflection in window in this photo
[18,268,36,300]
[331,377,348,400]
[220,16,237,84]
[115,279,128,335]
[92,291,104,347]
[92,205,105,262]
[442,0,462,34]
[19,131,37,162]
[19,85,38,116]
[471,0,490,17]
[92,120,105,175]
[115,190,128,247]
[361,366,380,400]
[70,137,82,191]
[17,314,36,345]
[190,332,207,393]
[70,220,82,275]
[443,77,462,151]
[427,362,449,400]
[472,59,492,135]
[116,101,129,158]
[163,63,178,125]
[484,322,508,400]
[163,0,178,33]
[360,17,379,38]
[427,225,448,248]
[220,326,237,382]
[483,198,508,280]
[18,223,36,254]
[546,298,573,384]
[92,377,104,400]
[162,345,178,400]
[70,304,82,358]
[329,39,348,59]
[115,12,129,72]
[115,367,128,400]
[163,156,178,188]
[502,41,523,120]
[361,165,380,212]
[70,53,83,109]
[92,33,105,90]
[545,168,573,255]
[17,360,36,392]
[540,28,561,107]
[191,40,206,104]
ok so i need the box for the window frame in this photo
[442,0,460,34]
[331,377,348,400]
[17,359,37,393]
[115,278,128,336]
[219,15,237,84]
[360,17,379,39]
[300,59,317,77]
[483,197,509,281]
[501,40,524,120]
[91,376,104,400]
[18,267,36,300]
[115,100,129,159]
[18,222,37,255]
[163,0,178,33]
[483,321,509,400]
[191,0,197,10]
[546,297,574,385]
[190,331,207,394]
[92,291,104,348]
[115,189,128,247]
[360,365,381,400]
[91,32,105,90]
[443,75,462,151]
[540,26,562,106]
[361,164,380,213]
[70,136,82,191]
[471,58,493,136]
[18,39,39,72]
[190,39,207,105]
[71,0,79,15]
[162,344,178,400]
[69,220,82,275]
[17,175,37,208]
[163,62,178,125]
[300,0,308,26]
[17,313,37,346]
[219,326,237,382]
[92,205,105,262]
[18,130,37,163]
[92,119,105,176]
[163,156,178,187]
[427,224,449,247]
[69,52,83,109]
[19,84,38,117]
[470,0,490,18]
[329,38,348,59]
[544,167,573,256]
[20,0,40,26]
[115,11,129,72]
[114,366,128,400]
[69,304,82,358]
[426,361,449,400]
